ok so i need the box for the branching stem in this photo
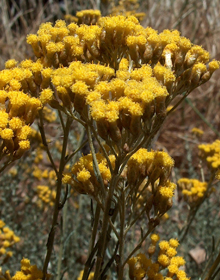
[42,117,72,280]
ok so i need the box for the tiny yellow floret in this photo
[1,128,14,140]
[40,89,54,104]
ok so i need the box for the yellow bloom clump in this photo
[198,139,220,170]
[36,185,56,207]
[178,178,208,205]
[62,153,116,196]
[191,127,204,137]
[127,149,174,184]
[0,220,20,264]
[0,62,42,163]
[125,149,176,216]
[11,258,50,280]
[110,0,143,20]
[22,14,218,153]
[127,235,188,280]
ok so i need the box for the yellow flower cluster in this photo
[24,15,218,151]
[127,234,188,280]
[126,149,176,216]
[77,270,94,280]
[11,258,50,280]
[0,220,20,263]
[0,61,43,162]
[62,153,115,196]
[3,59,44,95]
[64,14,77,24]
[191,127,204,137]
[178,178,207,205]
[76,9,101,25]
[110,0,145,21]
[127,149,174,186]
[3,59,59,140]
[50,61,114,114]
[26,15,219,74]
[36,185,56,207]
[198,139,220,170]
[33,147,43,164]
[33,166,57,183]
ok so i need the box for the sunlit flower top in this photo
[23,13,219,149]
[11,258,50,280]
[191,127,204,137]
[178,178,208,205]
[62,153,116,196]
[127,234,188,280]
[199,140,220,169]
[0,220,20,262]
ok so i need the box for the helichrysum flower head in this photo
[40,89,54,105]
[5,59,18,69]
[1,128,14,140]
[169,238,179,248]
[150,233,160,244]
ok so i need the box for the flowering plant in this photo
[0,8,219,280]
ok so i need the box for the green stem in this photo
[0,157,13,174]
[205,250,220,280]
[86,122,106,200]
[56,199,68,280]
[89,203,101,253]
[82,203,101,280]
[179,207,198,243]
[122,224,155,267]
[124,207,146,237]
[201,239,220,280]
[38,110,59,178]
[91,125,113,174]
[119,118,162,176]
[166,92,189,116]
[42,117,72,279]
[118,191,125,280]
[58,110,65,132]
[93,174,119,279]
